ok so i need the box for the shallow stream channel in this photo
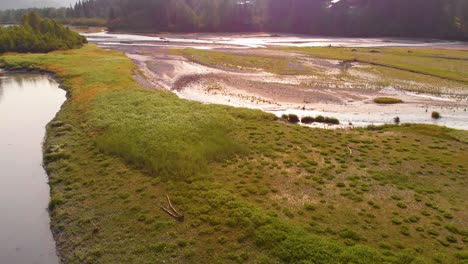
[0,72,64,264]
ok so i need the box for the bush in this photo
[297,115,339,125]
[445,236,457,243]
[287,114,300,123]
[455,250,468,260]
[444,224,467,235]
[431,111,441,119]
[304,204,317,211]
[339,228,361,241]
[339,245,382,264]
[373,97,403,104]
[274,235,341,263]
[315,115,325,123]
[301,116,315,124]
[323,117,340,124]
[336,182,346,188]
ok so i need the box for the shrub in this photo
[324,117,340,124]
[446,235,457,243]
[336,182,346,188]
[431,111,441,119]
[299,115,339,125]
[301,116,315,124]
[407,215,420,223]
[455,250,468,260]
[373,97,403,104]
[217,236,228,244]
[339,228,361,241]
[442,212,453,219]
[428,229,439,236]
[397,202,407,209]
[304,204,317,211]
[339,245,383,264]
[399,226,410,236]
[287,114,300,123]
[274,235,341,263]
[444,224,466,235]
[391,218,403,225]
[315,115,325,123]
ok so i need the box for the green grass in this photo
[173,47,468,95]
[279,47,468,84]
[173,48,315,75]
[1,44,467,263]
[374,97,404,104]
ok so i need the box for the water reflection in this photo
[0,73,64,264]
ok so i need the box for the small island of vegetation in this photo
[0,12,86,53]
[374,97,404,104]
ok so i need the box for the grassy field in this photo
[173,49,316,75]
[1,45,467,264]
[280,47,468,84]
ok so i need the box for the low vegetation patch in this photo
[285,115,340,125]
[173,49,314,75]
[374,97,403,104]
[280,47,468,84]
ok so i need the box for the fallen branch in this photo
[160,195,184,222]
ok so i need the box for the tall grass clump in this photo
[373,97,403,104]
[90,89,263,179]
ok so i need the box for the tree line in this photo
[0,12,87,53]
[1,0,467,39]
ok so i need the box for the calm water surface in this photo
[0,73,64,264]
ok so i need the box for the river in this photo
[0,73,64,264]
[83,31,468,49]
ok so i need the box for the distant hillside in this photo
[0,0,64,10]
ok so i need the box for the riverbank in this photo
[1,44,467,263]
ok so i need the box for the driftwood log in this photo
[160,195,184,222]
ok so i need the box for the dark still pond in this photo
[0,73,65,264]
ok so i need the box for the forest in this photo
[0,0,467,39]
[0,12,87,53]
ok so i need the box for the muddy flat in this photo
[86,32,468,129]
